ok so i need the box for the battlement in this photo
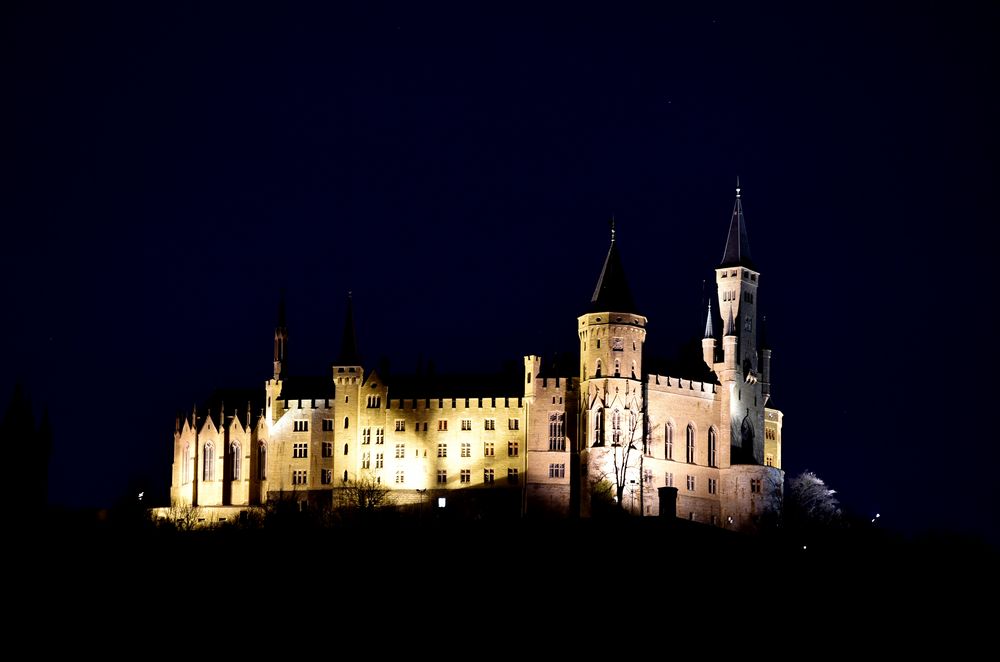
[387,396,524,410]
[646,374,718,399]
[279,398,334,411]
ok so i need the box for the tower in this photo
[715,177,759,380]
[273,292,287,381]
[716,179,764,465]
[578,223,647,511]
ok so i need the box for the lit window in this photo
[202,442,215,482]
[484,442,495,457]
[593,409,604,446]
[437,443,447,458]
[293,443,308,459]
[508,441,519,457]
[548,463,565,479]
[294,420,308,432]
[394,444,405,459]
[484,468,495,484]
[182,443,191,484]
[460,469,471,484]
[437,470,447,484]
[548,413,565,451]
[611,409,621,446]
[461,419,472,431]
[686,475,695,491]
[461,442,471,458]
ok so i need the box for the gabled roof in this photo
[590,235,637,313]
[720,180,754,270]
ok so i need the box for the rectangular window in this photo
[484,468,495,484]
[508,468,519,483]
[394,444,405,459]
[765,454,774,467]
[322,442,333,458]
[292,470,307,485]
[708,478,717,495]
[507,441,519,457]
[483,442,495,457]
[549,413,565,451]
[750,478,762,494]
[395,471,404,485]
[665,472,674,488]
[460,469,471,484]
[362,452,371,469]
[437,470,447,484]
[484,419,495,431]
[461,419,472,431]
[293,443,308,459]
[394,420,405,432]
[548,463,566,479]
[643,469,653,484]
[322,419,334,431]
[438,420,448,431]
[508,418,519,430]
[375,427,384,444]
[437,443,447,458]
[362,428,371,444]
[461,442,471,458]
[294,420,309,432]
[321,469,332,485]
[375,453,384,469]
[686,475,695,491]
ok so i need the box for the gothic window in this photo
[343,443,349,456]
[593,409,604,446]
[595,360,602,378]
[181,443,190,484]
[258,443,267,480]
[665,423,674,460]
[548,413,565,451]
[203,442,215,482]
[230,442,241,481]
[614,360,621,377]
[343,470,348,483]
[611,409,622,446]
[708,428,718,467]
[686,425,696,464]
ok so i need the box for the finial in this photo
[610,215,616,243]
[736,175,741,199]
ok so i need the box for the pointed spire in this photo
[703,300,715,339]
[590,223,637,313]
[725,305,737,337]
[273,292,288,381]
[720,177,754,269]
[338,291,362,366]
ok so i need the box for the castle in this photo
[168,184,784,530]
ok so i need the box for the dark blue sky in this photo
[3,2,996,541]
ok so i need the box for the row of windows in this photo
[396,442,520,459]
[295,418,349,432]
[182,442,267,484]
[593,359,637,379]
[659,473,717,495]
[662,423,718,467]
[392,418,519,432]
[361,428,386,444]
[548,413,566,451]
[720,269,757,282]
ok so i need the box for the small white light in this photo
[437,497,446,508]
[876,513,880,518]
[138,492,144,501]
[802,545,807,550]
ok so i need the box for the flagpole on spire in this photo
[736,175,741,199]
[610,214,616,244]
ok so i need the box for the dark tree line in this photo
[1,384,52,524]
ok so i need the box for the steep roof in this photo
[590,232,637,313]
[719,180,754,270]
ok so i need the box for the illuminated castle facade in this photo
[168,186,784,531]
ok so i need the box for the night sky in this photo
[3,2,996,542]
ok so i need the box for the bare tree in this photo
[600,406,643,513]
[786,471,841,530]
[338,473,393,514]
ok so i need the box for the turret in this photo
[715,177,759,380]
[273,293,287,381]
[722,306,739,374]
[701,300,716,370]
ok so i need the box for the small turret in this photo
[273,292,287,381]
[701,300,716,370]
[723,306,738,371]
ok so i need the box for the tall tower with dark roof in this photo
[716,178,760,380]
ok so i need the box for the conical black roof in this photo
[338,292,362,366]
[590,238,637,313]
[720,182,754,270]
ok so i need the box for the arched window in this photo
[665,423,674,460]
[594,409,604,446]
[686,425,696,464]
[343,443,349,456]
[708,428,718,467]
[203,442,215,481]
[344,416,349,429]
[230,442,241,481]
[612,409,622,446]
[595,360,602,378]
[182,443,190,484]
[631,361,637,380]
[614,360,621,377]
[258,442,267,480]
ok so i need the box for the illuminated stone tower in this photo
[578,223,647,512]
[715,179,764,465]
